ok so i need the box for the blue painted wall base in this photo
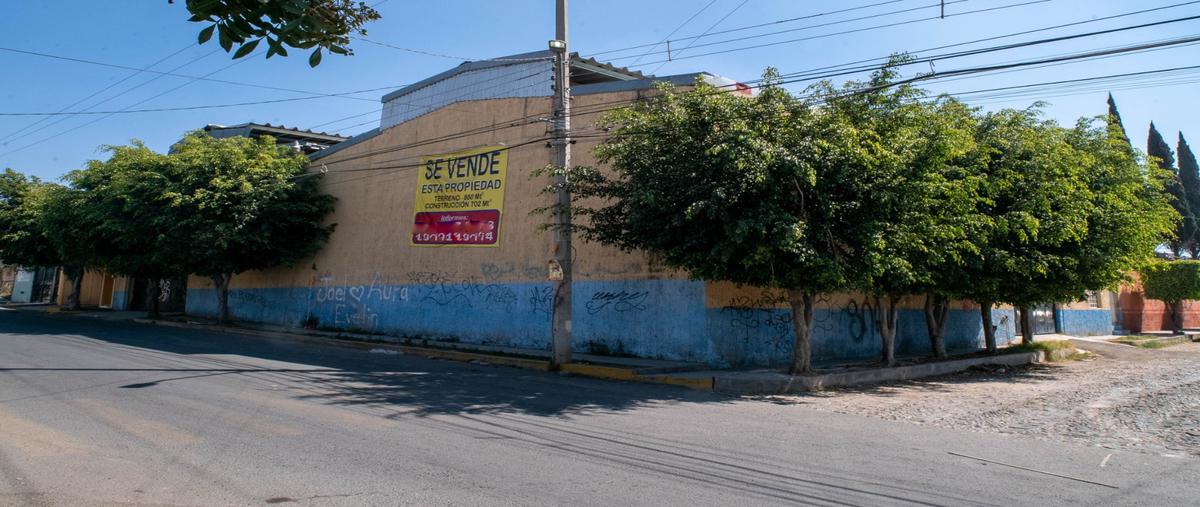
[189,279,1033,367]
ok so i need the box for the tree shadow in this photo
[0,310,726,417]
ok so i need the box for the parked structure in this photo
[174,51,1117,365]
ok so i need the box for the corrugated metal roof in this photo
[379,51,647,103]
[204,122,349,142]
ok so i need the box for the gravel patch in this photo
[756,341,1200,457]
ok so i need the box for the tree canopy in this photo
[170,132,337,322]
[1149,123,1192,257]
[567,63,1178,371]
[1179,133,1200,258]
[181,0,381,66]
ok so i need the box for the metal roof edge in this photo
[381,50,553,102]
[573,73,709,96]
[309,127,381,161]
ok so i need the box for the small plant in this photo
[1006,340,1088,362]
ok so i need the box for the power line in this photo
[770,1,1200,83]
[0,85,411,116]
[3,49,221,148]
[0,46,379,102]
[0,44,198,142]
[627,0,1052,67]
[588,0,912,57]
[315,30,1200,173]
[556,15,1200,121]
[647,0,751,75]
[626,0,720,67]
[599,0,975,62]
[0,52,262,158]
[354,38,554,62]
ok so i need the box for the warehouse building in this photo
[181,51,1116,366]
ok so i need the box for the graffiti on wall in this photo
[716,290,792,365]
[529,286,553,316]
[585,290,649,314]
[406,271,518,312]
[311,272,411,329]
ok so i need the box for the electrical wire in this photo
[625,0,720,67]
[310,32,1200,175]
[589,0,911,57]
[0,45,379,102]
[0,43,198,141]
[628,0,1052,67]
[647,0,751,75]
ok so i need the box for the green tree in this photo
[0,169,58,271]
[1107,93,1130,146]
[1179,133,1200,258]
[68,143,188,317]
[955,109,1090,346]
[181,0,381,66]
[822,66,985,362]
[569,72,868,373]
[1148,123,1191,256]
[169,132,336,324]
[1141,260,1200,334]
[24,184,104,310]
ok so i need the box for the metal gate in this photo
[1031,303,1057,334]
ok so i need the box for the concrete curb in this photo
[129,318,718,388]
[1112,335,1193,347]
[712,351,1044,395]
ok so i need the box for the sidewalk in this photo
[21,307,718,389]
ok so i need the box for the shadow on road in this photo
[0,310,726,417]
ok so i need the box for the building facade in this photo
[181,52,1117,366]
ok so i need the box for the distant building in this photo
[202,123,349,154]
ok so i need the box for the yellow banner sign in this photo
[412,145,508,247]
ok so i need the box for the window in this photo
[1086,291,1102,308]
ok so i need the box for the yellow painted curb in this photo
[635,374,714,391]
[560,363,638,381]
[397,346,551,371]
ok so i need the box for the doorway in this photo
[1030,303,1058,334]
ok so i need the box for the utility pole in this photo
[549,0,573,368]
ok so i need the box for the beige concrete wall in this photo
[192,91,673,294]
[56,269,107,307]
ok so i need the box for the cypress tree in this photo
[1107,93,1130,146]
[1149,123,1191,256]
[1179,132,1200,257]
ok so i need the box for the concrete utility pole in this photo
[549,0,573,368]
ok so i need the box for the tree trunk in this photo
[48,269,60,305]
[874,295,899,366]
[66,269,83,311]
[923,293,950,359]
[146,278,161,319]
[980,302,997,354]
[1169,300,1184,335]
[213,274,232,325]
[1018,306,1034,345]
[787,290,815,375]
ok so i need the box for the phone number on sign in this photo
[413,231,496,243]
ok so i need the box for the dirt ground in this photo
[761,339,1200,458]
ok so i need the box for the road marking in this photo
[949,451,1118,489]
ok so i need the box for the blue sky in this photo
[1,0,1197,180]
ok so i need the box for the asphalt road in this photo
[1,309,1196,506]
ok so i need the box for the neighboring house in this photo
[181,51,1117,366]
[59,124,347,311]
